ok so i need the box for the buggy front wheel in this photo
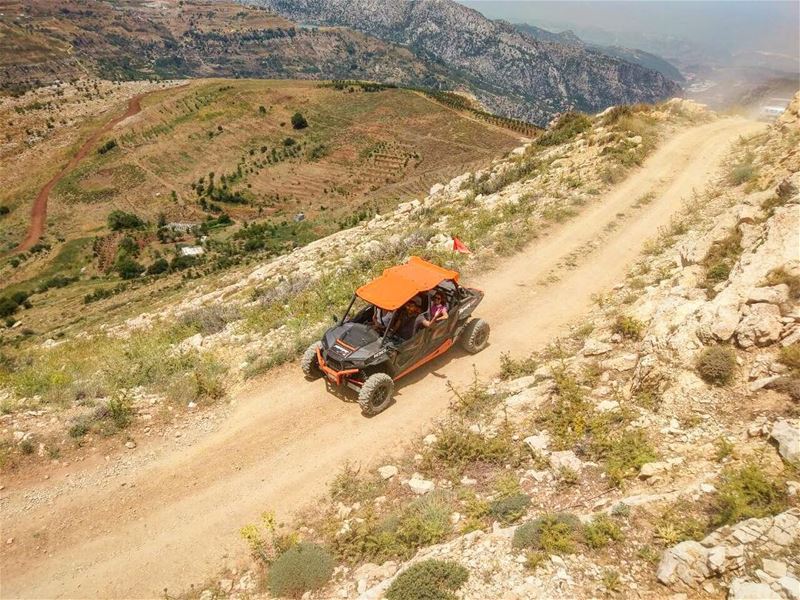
[301,341,323,379]
[460,318,490,354]
[358,373,394,416]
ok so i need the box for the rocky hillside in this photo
[244,0,682,124]
[0,0,451,95]
[317,95,800,600]
[179,97,798,600]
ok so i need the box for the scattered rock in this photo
[406,475,435,495]
[728,578,780,600]
[770,420,800,464]
[523,433,550,454]
[549,451,583,473]
[377,465,399,480]
[582,339,613,356]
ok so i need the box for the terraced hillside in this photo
[0,78,524,337]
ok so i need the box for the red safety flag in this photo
[452,237,471,254]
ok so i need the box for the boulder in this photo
[581,339,614,356]
[601,353,639,372]
[770,420,800,465]
[746,284,789,308]
[735,303,783,348]
[523,433,551,454]
[407,476,435,495]
[777,576,800,600]
[549,451,583,473]
[728,578,780,600]
[377,465,399,480]
[639,461,671,479]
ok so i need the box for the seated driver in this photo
[389,296,423,340]
[372,306,393,332]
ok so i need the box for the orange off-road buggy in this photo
[301,256,489,415]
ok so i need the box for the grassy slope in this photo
[0,79,522,339]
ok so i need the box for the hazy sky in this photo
[460,1,799,64]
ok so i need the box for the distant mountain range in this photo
[245,0,682,124]
[1,0,681,125]
[512,23,685,84]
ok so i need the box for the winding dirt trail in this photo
[9,95,144,255]
[0,117,764,599]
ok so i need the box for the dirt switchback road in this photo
[0,117,764,598]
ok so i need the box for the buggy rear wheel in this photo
[460,318,490,354]
[358,373,394,416]
[301,341,323,379]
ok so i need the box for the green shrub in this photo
[107,210,144,231]
[447,370,495,418]
[267,542,334,598]
[0,296,20,318]
[584,514,623,548]
[702,230,742,293]
[488,493,531,525]
[108,394,133,429]
[654,501,707,546]
[695,346,736,386]
[728,161,758,186]
[594,429,658,486]
[612,315,645,340]
[711,463,787,527]
[386,559,468,600]
[291,112,308,129]
[427,425,523,470]
[537,112,592,146]
[180,305,241,335]
[778,344,800,373]
[115,255,145,280]
[329,461,378,503]
[512,513,581,554]
[146,258,169,275]
[396,493,453,549]
[499,352,538,380]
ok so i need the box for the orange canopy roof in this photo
[356,256,460,310]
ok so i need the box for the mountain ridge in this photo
[242,0,682,124]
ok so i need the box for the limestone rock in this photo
[770,420,800,465]
[378,465,399,480]
[407,476,435,495]
[549,451,583,473]
[581,339,614,356]
[735,303,783,348]
[728,578,780,600]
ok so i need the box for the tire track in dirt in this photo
[8,94,145,256]
[0,117,765,599]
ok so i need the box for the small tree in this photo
[291,112,308,129]
[115,255,145,280]
[108,210,144,231]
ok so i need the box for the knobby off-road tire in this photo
[301,341,323,379]
[460,318,490,354]
[358,373,394,416]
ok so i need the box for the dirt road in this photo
[8,95,144,255]
[0,117,764,598]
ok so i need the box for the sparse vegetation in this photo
[537,112,592,147]
[695,345,736,386]
[386,559,468,600]
[612,315,645,340]
[267,542,334,598]
[499,352,538,379]
[512,513,581,554]
[710,462,788,527]
[291,111,308,130]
